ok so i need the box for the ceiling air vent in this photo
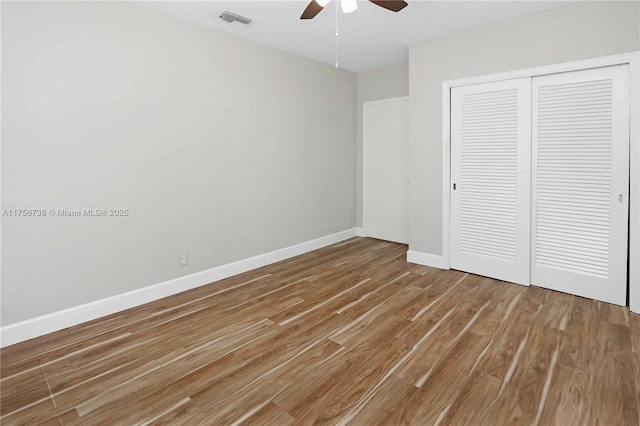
[216,10,253,28]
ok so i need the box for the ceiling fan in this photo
[300,0,408,19]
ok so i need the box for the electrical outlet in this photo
[179,251,188,267]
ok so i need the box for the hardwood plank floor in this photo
[1,237,639,425]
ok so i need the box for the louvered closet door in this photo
[532,65,629,305]
[451,78,531,285]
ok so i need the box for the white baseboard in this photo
[406,250,449,270]
[0,228,357,348]
[356,227,366,237]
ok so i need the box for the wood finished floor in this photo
[1,237,639,426]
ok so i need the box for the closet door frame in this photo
[439,51,640,312]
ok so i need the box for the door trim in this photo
[440,51,640,312]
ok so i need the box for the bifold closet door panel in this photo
[531,65,629,306]
[451,78,531,285]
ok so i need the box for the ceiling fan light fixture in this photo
[341,0,358,14]
[301,0,407,20]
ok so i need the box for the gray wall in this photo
[356,62,409,227]
[409,0,640,255]
[1,1,357,325]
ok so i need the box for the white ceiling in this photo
[138,0,576,72]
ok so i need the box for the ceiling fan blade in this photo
[369,0,408,13]
[300,1,324,19]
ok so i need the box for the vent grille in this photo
[216,10,253,27]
